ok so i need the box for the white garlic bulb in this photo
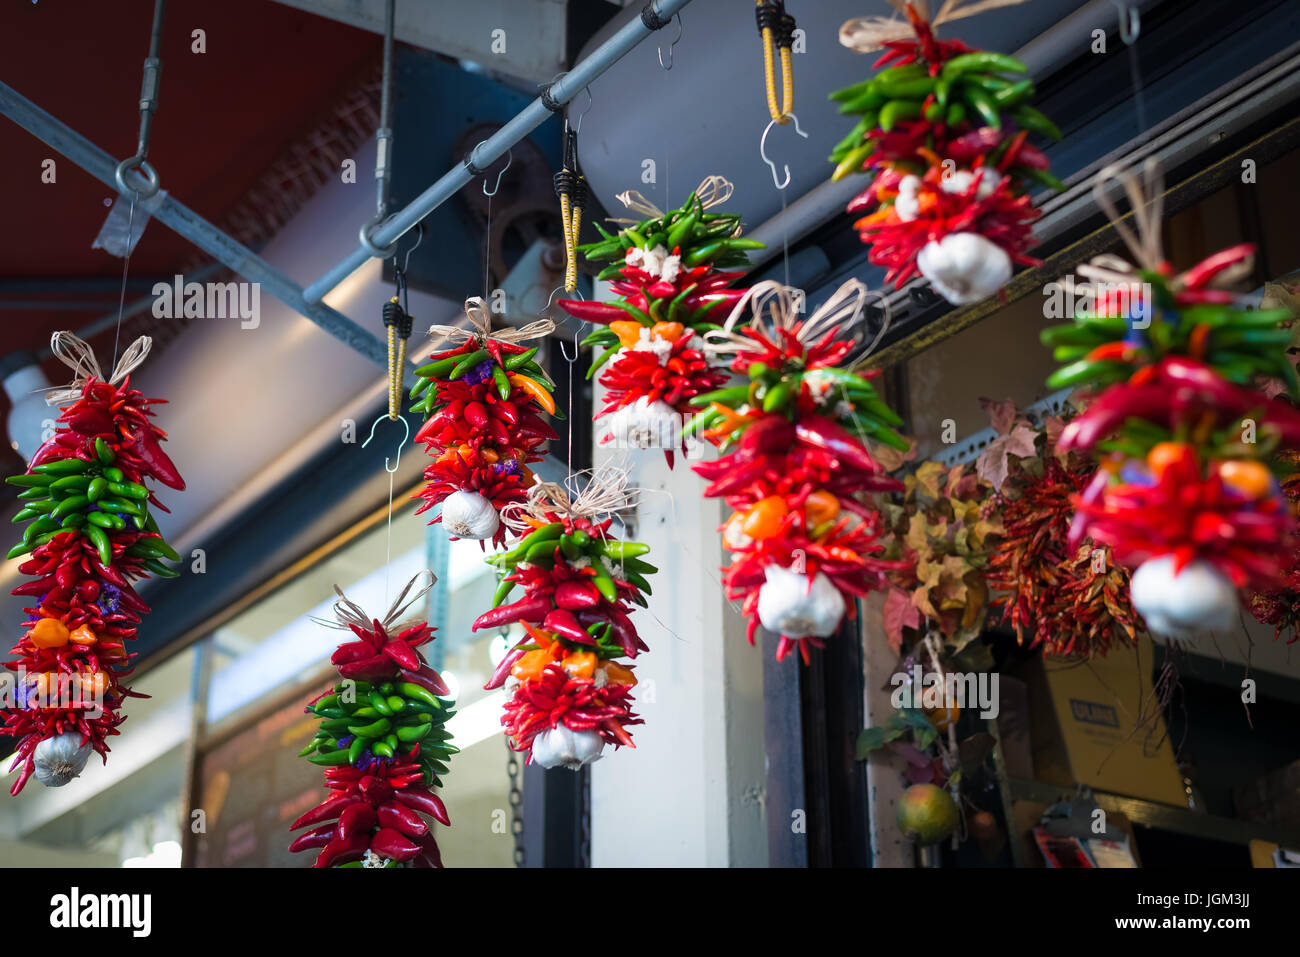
[757,565,846,638]
[916,232,1012,305]
[530,725,605,770]
[1129,555,1238,642]
[33,731,93,788]
[441,489,500,540]
[602,396,682,450]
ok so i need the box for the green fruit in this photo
[896,784,959,846]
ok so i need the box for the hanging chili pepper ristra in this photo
[829,0,1063,305]
[289,573,456,868]
[557,177,764,463]
[3,333,185,796]
[687,280,911,663]
[409,298,559,547]
[475,468,651,769]
[1042,160,1300,642]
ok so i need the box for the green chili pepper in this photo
[51,495,89,519]
[397,722,431,743]
[307,749,354,766]
[504,347,539,370]
[34,459,90,475]
[491,364,512,400]
[590,559,618,603]
[941,51,1027,79]
[95,438,115,464]
[398,682,440,709]
[450,349,490,379]
[348,717,392,739]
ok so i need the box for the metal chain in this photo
[506,740,525,867]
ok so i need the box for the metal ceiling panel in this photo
[272,0,570,83]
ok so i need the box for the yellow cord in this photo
[559,191,576,293]
[758,2,794,124]
[386,300,400,420]
[568,202,582,293]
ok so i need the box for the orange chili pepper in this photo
[602,661,637,687]
[1147,441,1192,479]
[68,626,97,646]
[804,490,841,526]
[1084,341,1132,363]
[650,321,685,343]
[742,496,789,540]
[1218,459,1272,498]
[609,320,646,349]
[561,650,597,679]
[915,146,943,169]
[1188,323,1211,360]
[507,373,556,415]
[511,649,553,682]
[521,621,554,647]
[29,618,69,649]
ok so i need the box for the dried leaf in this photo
[883,586,921,652]
[915,460,947,499]
[980,396,1017,435]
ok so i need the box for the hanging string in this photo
[756,1,796,124]
[111,193,138,372]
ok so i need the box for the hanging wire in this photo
[755,0,795,125]
[361,0,398,257]
[554,119,588,293]
[113,0,166,199]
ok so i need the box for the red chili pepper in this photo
[472,593,553,631]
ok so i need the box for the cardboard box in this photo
[1022,636,1189,807]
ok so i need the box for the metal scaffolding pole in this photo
[302,0,693,305]
[0,80,390,366]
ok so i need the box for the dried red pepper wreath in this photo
[829,0,1063,305]
[984,424,1142,660]
[475,470,651,769]
[1042,161,1300,642]
[687,280,911,663]
[409,298,559,548]
[558,177,763,463]
[4,334,184,795]
[290,573,456,868]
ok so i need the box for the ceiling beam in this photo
[0,81,389,367]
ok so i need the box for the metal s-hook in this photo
[571,86,593,136]
[559,325,583,363]
[362,412,410,474]
[1111,0,1140,44]
[483,148,513,197]
[760,113,808,190]
[397,222,424,275]
[658,12,683,70]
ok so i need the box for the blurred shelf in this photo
[1009,778,1300,850]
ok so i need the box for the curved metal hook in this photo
[482,147,513,197]
[570,85,593,136]
[760,113,808,191]
[362,413,410,474]
[397,222,424,273]
[1111,0,1140,44]
[559,326,584,363]
[545,283,585,310]
[658,13,683,70]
